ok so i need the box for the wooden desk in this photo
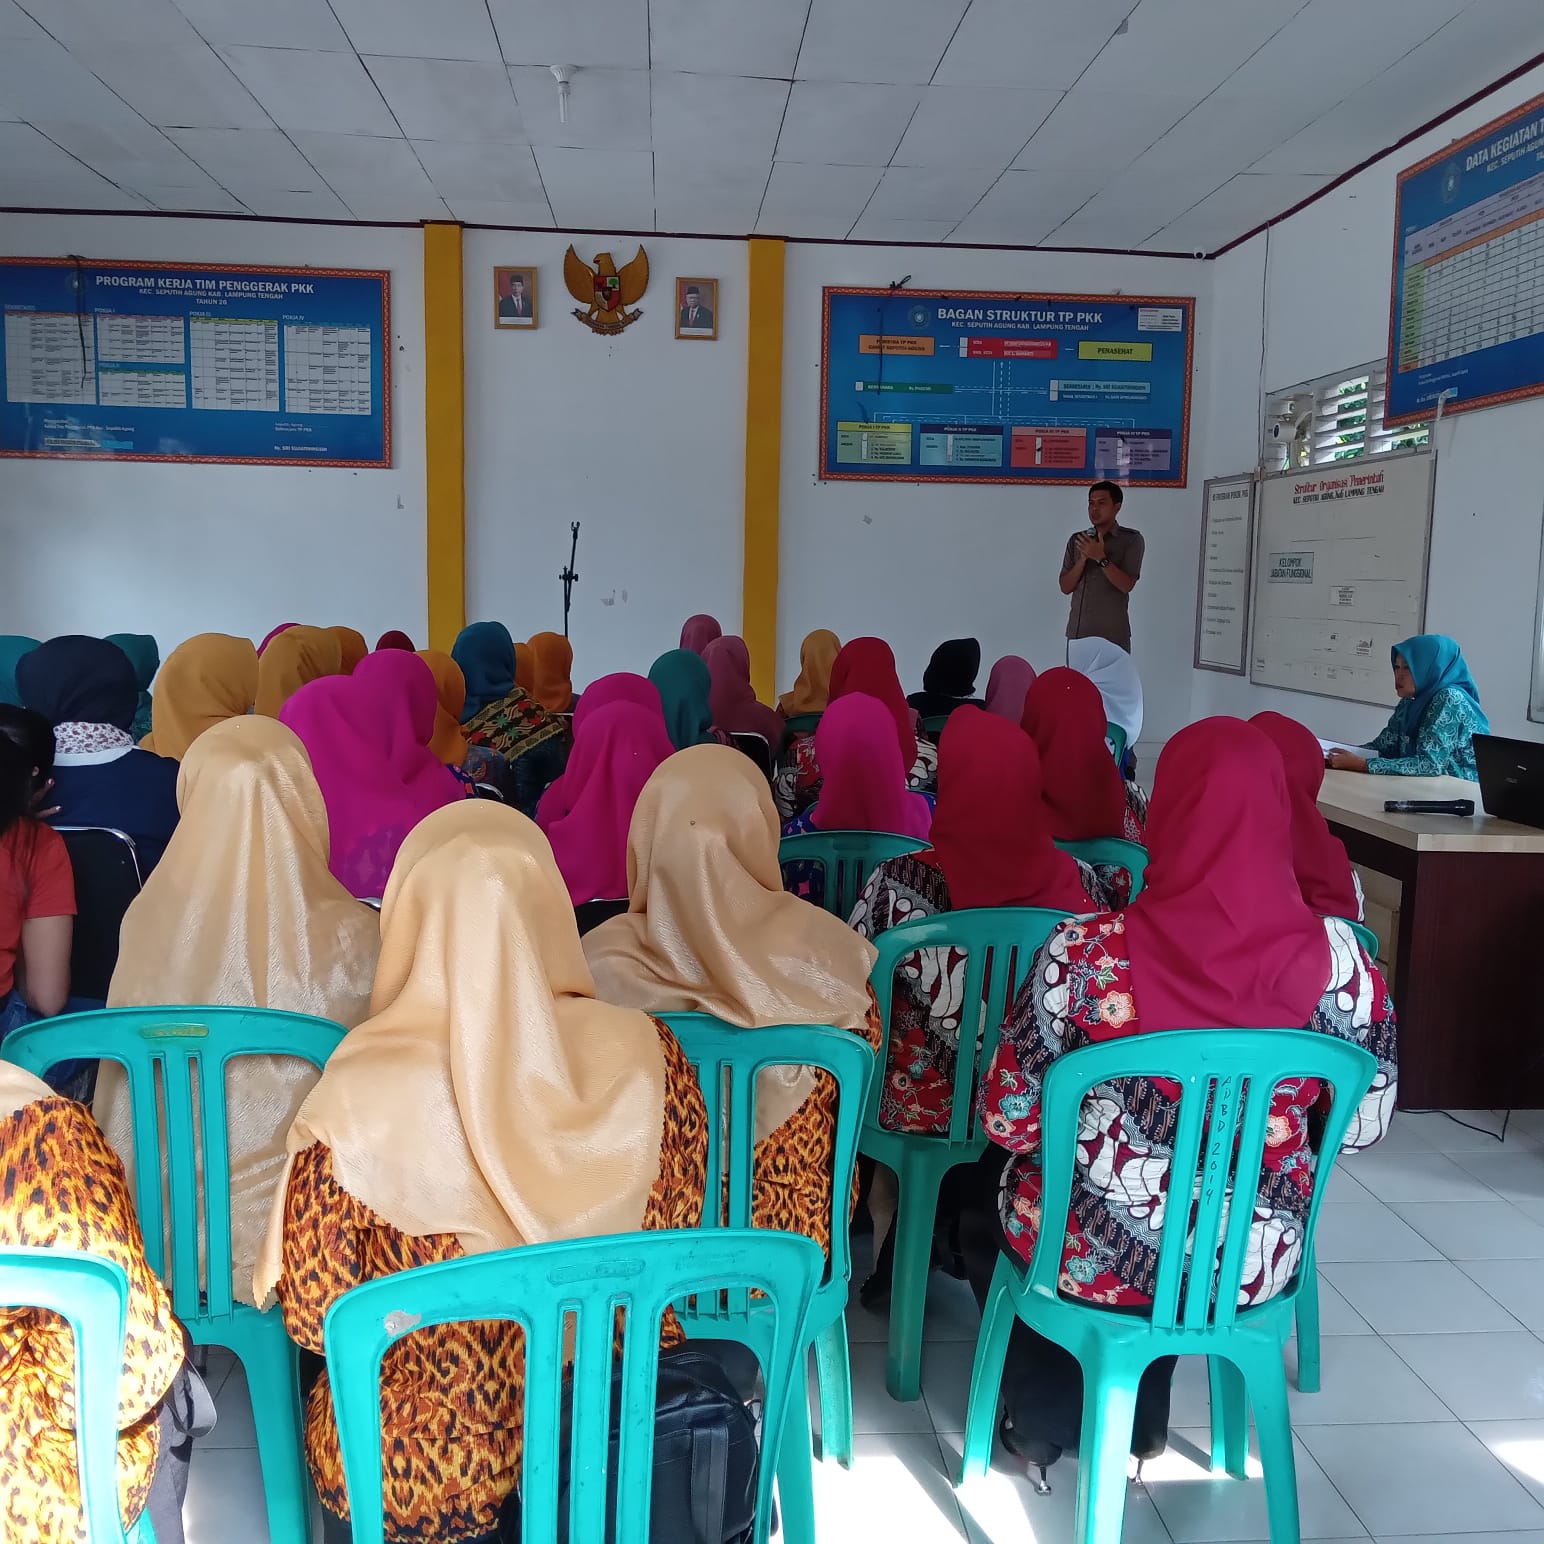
[1318,771,1544,1109]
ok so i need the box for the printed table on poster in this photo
[0,258,390,466]
[820,289,1193,486]
[1194,473,1256,674]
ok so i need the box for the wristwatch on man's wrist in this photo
[1096,557,1109,568]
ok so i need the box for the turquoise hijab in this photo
[452,621,516,722]
[1390,634,1488,754]
[0,636,39,706]
[648,649,717,750]
[106,632,159,739]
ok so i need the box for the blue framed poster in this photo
[1387,91,1544,427]
[0,257,390,466]
[819,288,1194,486]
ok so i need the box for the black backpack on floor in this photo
[497,1343,761,1544]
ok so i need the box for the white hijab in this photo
[1068,636,1143,745]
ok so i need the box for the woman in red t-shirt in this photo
[0,708,74,1032]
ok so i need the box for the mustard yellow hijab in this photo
[584,744,877,1136]
[254,801,666,1302]
[254,624,343,716]
[141,632,259,759]
[329,625,369,674]
[416,648,469,765]
[779,628,842,716]
[103,715,381,1307]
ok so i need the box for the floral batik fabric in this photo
[978,913,1398,1307]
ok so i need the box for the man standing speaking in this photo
[1060,479,1143,654]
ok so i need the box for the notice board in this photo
[1194,473,1256,674]
[1249,450,1434,706]
[0,257,390,466]
[819,288,1193,486]
[1388,90,1544,426]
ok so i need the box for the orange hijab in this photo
[329,626,369,674]
[141,632,259,759]
[514,642,536,691]
[779,629,841,715]
[416,649,470,764]
[254,624,343,716]
[529,630,575,712]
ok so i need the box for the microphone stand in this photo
[560,522,580,638]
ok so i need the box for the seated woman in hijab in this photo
[101,715,380,1316]
[528,630,577,714]
[17,635,181,873]
[971,717,1398,1483]
[1068,635,1143,771]
[585,745,880,1263]
[328,626,368,675]
[254,625,344,717]
[1021,667,1147,847]
[1326,634,1489,779]
[983,655,1036,722]
[778,628,841,726]
[907,637,983,724]
[1252,712,1364,921]
[679,612,723,655]
[141,633,260,760]
[648,649,724,750]
[0,1058,213,1544]
[704,635,784,751]
[257,803,711,1544]
[105,633,159,740]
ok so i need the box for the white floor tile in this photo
[1387,1332,1544,1422]
[1395,1111,1514,1150]
[1285,1332,1453,1424]
[1338,1148,1496,1204]
[845,1339,942,1435]
[1468,1418,1544,1506]
[808,1431,968,1543]
[1298,1421,1544,1537]
[204,1364,259,1449]
[1448,1149,1544,1224]
[1318,1162,1373,1204]
[1374,1534,1544,1544]
[846,1268,982,1347]
[1294,1276,1375,1336]
[1320,1259,1523,1335]
[1355,1116,1439,1154]
[1458,1261,1544,1334]
[1389,1200,1544,1259]
[185,1445,271,1544]
[1310,1203,1442,1264]
[920,1339,980,1436]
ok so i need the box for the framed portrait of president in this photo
[675,276,718,340]
[494,266,538,329]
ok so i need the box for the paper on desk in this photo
[1317,737,1366,757]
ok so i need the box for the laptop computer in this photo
[1473,733,1544,828]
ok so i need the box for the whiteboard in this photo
[1194,473,1256,673]
[1249,448,1434,705]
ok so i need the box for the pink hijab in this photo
[810,693,933,839]
[541,702,675,904]
[704,636,784,744]
[680,614,723,655]
[257,622,300,656]
[984,655,1037,721]
[572,672,664,736]
[280,663,466,899]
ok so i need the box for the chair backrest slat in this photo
[777,830,929,919]
[1053,837,1149,899]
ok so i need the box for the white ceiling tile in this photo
[218,46,397,136]
[934,0,1132,89]
[654,152,764,233]
[488,0,650,70]
[1013,88,1194,174]
[1138,93,1320,177]
[945,167,1090,244]
[366,57,525,142]
[1076,0,1296,96]
[1043,167,1225,247]
[846,214,955,243]
[0,0,46,39]
[134,178,247,211]
[649,0,811,76]
[775,81,921,166]
[67,39,269,129]
[31,114,199,182]
[795,0,970,85]
[863,162,999,222]
[443,196,553,226]
[891,84,1060,169]
[0,177,148,209]
[1039,208,1150,249]
[171,0,349,49]
[532,144,654,228]
[330,0,502,61]
[413,139,546,203]
[0,119,103,179]
[341,193,452,223]
[291,131,428,191]
[166,125,327,187]
[237,185,352,218]
[20,0,198,44]
[1149,171,1332,252]
[508,65,650,149]
[0,35,128,122]
[757,160,880,237]
[649,71,790,161]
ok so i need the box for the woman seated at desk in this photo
[1325,633,1488,780]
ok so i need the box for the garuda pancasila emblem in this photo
[563,245,649,334]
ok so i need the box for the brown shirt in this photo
[1062,523,1144,651]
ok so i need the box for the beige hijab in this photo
[254,801,666,1304]
[101,715,380,1308]
[141,632,260,759]
[254,624,343,716]
[584,744,877,1137]
[0,1060,53,1120]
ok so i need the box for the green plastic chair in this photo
[778,829,929,919]
[1106,721,1128,764]
[323,1228,823,1544]
[957,1028,1377,1544]
[5,1005,348,1544]
[1055,836,1150,899]
[659,1015,874,1541]
[863,906,1070,1400]
[1345,919,1380,961]
[783,712,823,740]
[0,1246,158,1542]
[920,713,952,738]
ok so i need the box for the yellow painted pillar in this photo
[423,222,465,651]
[742,237,786,702]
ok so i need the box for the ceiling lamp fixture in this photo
[550,64,576,125]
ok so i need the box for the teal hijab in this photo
[648,649,717,750]
[452,621,516,722]
[0,636,39,707]
[1390,634,1488,755]
[106,632,159,739]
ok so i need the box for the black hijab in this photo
[922,637,982,698]
[16,635,139,731]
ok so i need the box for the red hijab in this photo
[704,636,784,744]
[680,614,723,655]
[376,630,415,652]
[811,694,932,839]
[828,637,917,771]
[921,707,1092,913]
[1020,667,1127,840]
[1122,718,1331,1032]
[1250,711,1361,919]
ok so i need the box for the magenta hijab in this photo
[704,636,784,744]
[540,673,667,824]
[257,622,300,656]
[680,614,723,655]
[811,692,933,839]
[541,701,675,905]
[984,655,1037,721]
[280,662,466,899]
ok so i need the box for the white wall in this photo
[0,213,427,653]
[1191,63,1544,744]
[463,230,748,676]
[778,242,1213,743]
